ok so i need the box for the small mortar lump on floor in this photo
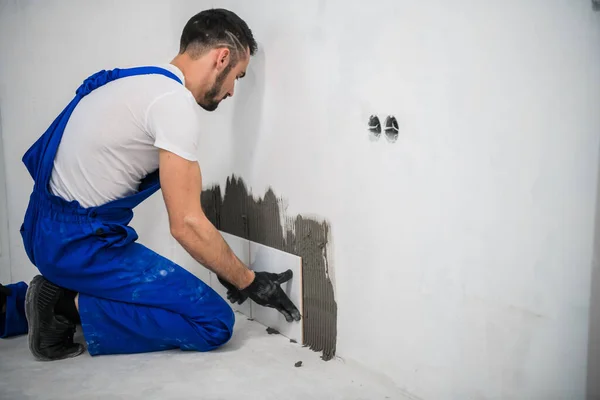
[0,313,413,400]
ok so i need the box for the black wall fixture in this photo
[384,115,399,142]
[368,115,381,137]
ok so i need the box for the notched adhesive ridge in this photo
[201,175,337,360]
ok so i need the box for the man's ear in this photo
[215,47,231,72]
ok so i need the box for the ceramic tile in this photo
[209,231,252,318]
[248,241,303,343]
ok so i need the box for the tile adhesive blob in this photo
[201,176,337,361]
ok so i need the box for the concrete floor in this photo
[0,312,414,400]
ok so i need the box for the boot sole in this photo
[25,275,85,361]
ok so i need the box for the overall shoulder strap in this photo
[75,66,182,97]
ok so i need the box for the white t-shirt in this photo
[49,64,201,208]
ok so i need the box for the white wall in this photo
[1,1,600,399]
[0,106,10,284]
[588,142,600,400]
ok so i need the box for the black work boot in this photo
[25,275,84,361]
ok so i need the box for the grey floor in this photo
[0,312,413,400]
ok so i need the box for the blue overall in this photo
[20,67,234,355]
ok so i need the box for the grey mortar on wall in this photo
[201,176,337,361]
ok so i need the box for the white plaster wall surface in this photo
[0,107,10,283]
[587,146,600,400]
[1,1,600,399]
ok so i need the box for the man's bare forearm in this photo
[157,151,254,288]
[172,214,254,289]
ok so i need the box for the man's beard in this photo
[200,64,233,111]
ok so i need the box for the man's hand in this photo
[241,270,301,322]
[218,276,249,305]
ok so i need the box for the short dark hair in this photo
[179,9,257,63]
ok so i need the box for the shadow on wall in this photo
[231,45,266,173]
[201,175,337,361]
[587,137,600,400]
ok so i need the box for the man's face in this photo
[199,49,250,112]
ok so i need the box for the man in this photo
[19,8,301,361]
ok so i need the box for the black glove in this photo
[241,269,301,322]
[218,276,249,305]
